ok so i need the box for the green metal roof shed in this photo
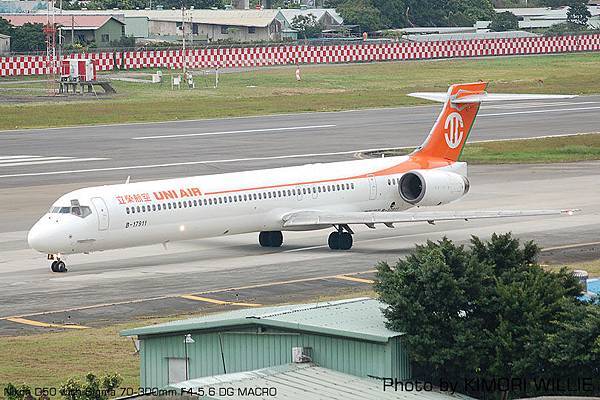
[121,298,410,388]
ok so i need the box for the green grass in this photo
[462,134,600,164]
[545,259,600,277]
[1,53,600,130]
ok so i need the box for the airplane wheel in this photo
[259,231,283,248]
[269,231,283,247]
[51,261,58,272]
[259,232,269,247]
[340,233,353,250]
[328,232,340,250]
[56,261,67,273]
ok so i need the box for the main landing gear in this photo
[328,225,353,250]
[49,255,67,273]
[259,231,284,248]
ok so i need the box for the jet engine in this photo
[399,169,470,207]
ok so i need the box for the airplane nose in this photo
[27,220,49,252]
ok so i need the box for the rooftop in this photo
[122,9,280,27]
[121,297,402,343]
[168,363,473,400]
[0,14,123,29]
[277,8,343,24]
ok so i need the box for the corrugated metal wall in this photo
[140,326,410,388]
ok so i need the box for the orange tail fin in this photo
[411,82,488,162]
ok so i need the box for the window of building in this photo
[248,26,256,34]
[101,34,109,43]
[221,26,229,34]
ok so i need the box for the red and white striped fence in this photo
[1,34,599,77]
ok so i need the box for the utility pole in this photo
[181,4,186,76]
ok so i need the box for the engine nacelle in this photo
[399,169,470,207]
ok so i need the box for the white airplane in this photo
[28,82,577,272]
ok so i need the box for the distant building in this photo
[231,0,250,10]
[276,8,343,31]
[477,6,600,30]
[124,9,284,42]
[121,298,410,388]
[0,33,9,54]
[0,1,47,14]
[0,15,125,46]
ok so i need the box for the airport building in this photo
[121,297,411,388]
[0,33,9,54]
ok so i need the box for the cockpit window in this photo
[49,205,92,218]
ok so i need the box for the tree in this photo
[291,14,323,39]
[336,0,382,32]
[567,0,591,26]
[371,0,406,29]
[489,11,519,31]
[375,233,599,398]
[59,373,123,400]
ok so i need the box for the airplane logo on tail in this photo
[444,112,464,149]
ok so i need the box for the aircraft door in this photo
[91,197,109,231]
[368,174,377,200]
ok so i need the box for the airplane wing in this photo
[282,209,577,228]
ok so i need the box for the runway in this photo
[0,97,599,335]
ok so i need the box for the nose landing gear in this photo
[48,255,68,273]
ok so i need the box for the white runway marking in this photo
[0,130,597,179]
[480,105,600,117]
[0,148,371,179]
[132,124,337,140]
[482,101,599,110]
[0,155,109,168]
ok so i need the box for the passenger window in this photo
[258,193,262,200]
[268,192,272,199]
[253,194,257,200]
[158,204,162,210]
[351,183,355,189]
[137,206,141,212]
[218,198,222,204]
[277,191,281,197]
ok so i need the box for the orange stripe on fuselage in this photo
[202,156,453,196]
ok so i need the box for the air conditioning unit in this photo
[292,347,312,363]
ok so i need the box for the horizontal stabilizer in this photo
[282,209,578,228]
[408,92,576,104]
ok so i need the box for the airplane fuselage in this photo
[28,155,465,255]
